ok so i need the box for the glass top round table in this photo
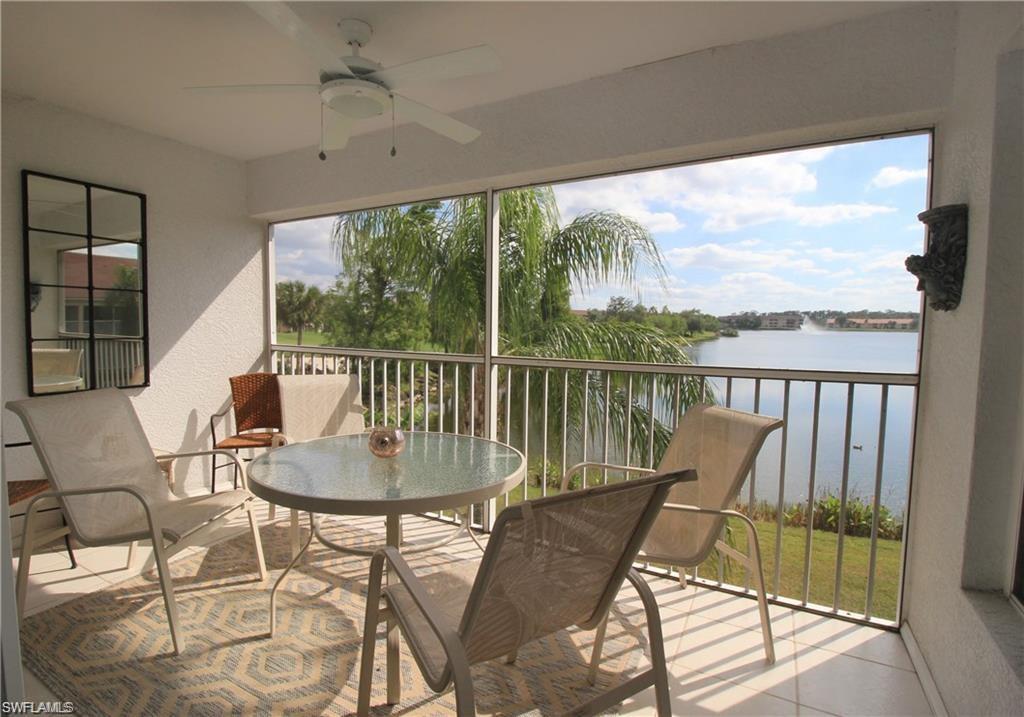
[247,431,525,516]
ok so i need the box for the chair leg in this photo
[126,540,137,569]
[678,566,687,589]
[232,449,240,490]
[268,502,276,521]
[247,502,268,581]
[16,509,40,619]
[152,535,183,655]
[505,647,518,664]
[629,570,671,717]
[743,520,776,664]
[358,554,386,717]
[60,513,76,569]
[588,614,609,685]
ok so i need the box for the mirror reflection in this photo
[23,172,147,395]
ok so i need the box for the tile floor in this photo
[13,502,933,716]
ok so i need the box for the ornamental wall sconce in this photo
[905,204,968,311]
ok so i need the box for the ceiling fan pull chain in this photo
[318,103,327,161]
[390,94,397,157]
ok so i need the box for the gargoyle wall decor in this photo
[905,204,968,311]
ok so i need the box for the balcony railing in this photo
[271,343,917,628]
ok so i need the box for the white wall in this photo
[1,95,266,495]
[903,5,1024,714]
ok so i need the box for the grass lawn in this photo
[276,330,329,347]
[500,481,901,621]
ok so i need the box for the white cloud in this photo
[665,242,816,273]
[863,250,911,272]
[869,166,928,188]
[552,145,895,236]
[272,216,339,289]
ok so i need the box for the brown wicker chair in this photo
[209,372,282,493]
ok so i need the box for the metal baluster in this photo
[470,365,476,437]
[623,375,633,474]
[647,378,656,469]
[439,363,445,433]
[673,376,682,431]
[396,361,402,427]
[802,381,822,605]
[561,370,569,485]
[602,373,612,484]
[522,368,529,502]
[865,385,889,619]
[726,377,733,408]
[423,361,430,432]
[582,370,590,488]
[383,360,389,426]
[409,361,416,431]
[773,380,791,598]
[505,366,513,443]
[369,359,376,423]
[833,383,856,611]
[454,363,460,435]
[542,369,550,497]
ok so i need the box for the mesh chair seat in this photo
[385,563,477,682]
[214,432,278,450]
[97,489,253,544]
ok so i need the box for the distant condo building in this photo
[827,316,917,330]
[761,313,803,330]
[717,312,803,330]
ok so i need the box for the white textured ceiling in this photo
[2,2,903,161]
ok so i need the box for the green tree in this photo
[330,187,708,457]
[276,280,324,345]
[105,265,140,336]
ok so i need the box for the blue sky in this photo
[275,133,930,315]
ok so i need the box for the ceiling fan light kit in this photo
[187,2,500,160]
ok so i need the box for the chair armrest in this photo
[209,406,233,448]
[370,546,472,681]
[560,461,656,492]
[157,449,250,490]
[23,484,164,546]
[271,434,292,449]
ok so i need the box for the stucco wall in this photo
[903,5,1024,714]
[1,96,266,495]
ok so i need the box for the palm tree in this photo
[331,187,708,463]
[275,280,324,345]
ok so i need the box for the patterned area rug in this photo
[21,519,650,715]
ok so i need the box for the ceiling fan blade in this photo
[392,94,481,144]
[323,108,353,151]
[184,84,319,94]
[246,2,352,76]
[366,45,500,90]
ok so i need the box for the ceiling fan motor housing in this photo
[320,79,389,119]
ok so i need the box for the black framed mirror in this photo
[22,170,149,395]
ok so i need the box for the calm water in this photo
[687,326,919,512]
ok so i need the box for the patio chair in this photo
[272,373,364,543]
[209,372,282,493]
[7,388,267,655]
[31,347,84,393]
[357,468,697,716]
[561,404,783,672]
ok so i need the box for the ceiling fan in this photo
[187,2,501,159]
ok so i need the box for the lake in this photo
[686,326,919,512]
